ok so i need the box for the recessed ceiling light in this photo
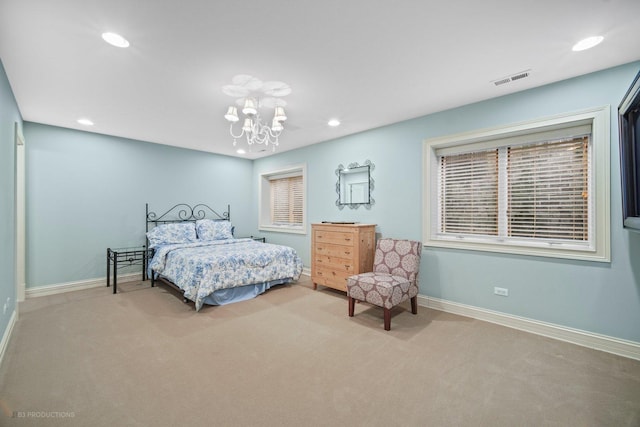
[328,119,341,127]
[236,148,246,154]
[101,32,130,48]
[572,36,604,52]
[77,118,94,126]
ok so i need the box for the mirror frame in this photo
[335,160,375,210]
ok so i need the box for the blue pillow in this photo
[196,219,234,241]
[146,222,197,249]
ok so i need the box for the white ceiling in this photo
[1,0,640,159]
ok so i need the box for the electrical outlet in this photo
[494,287,509,297]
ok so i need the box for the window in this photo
[259,164,306,234]
[423,106,610,262]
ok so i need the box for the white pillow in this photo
[146,222,197,249]
[196,220,234,241]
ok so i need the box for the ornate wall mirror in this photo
[335,160,375,209]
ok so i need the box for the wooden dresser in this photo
[311,223,376,292]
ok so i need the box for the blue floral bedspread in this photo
[149,239,303,310]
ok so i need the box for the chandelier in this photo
[222,75,291,151]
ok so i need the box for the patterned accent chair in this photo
[346,238,422,331]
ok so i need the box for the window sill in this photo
[259,224,307,235]
[425,237,609,263]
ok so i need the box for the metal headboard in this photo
[146,203,231,233]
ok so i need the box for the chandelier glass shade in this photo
[222,75,291,151]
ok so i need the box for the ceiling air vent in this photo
[492,69,531,86]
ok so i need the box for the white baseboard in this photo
[0,309,17,368]
[25,273,141,298]
[419,295,640,361]
[27,269,308,299]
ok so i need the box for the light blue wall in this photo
[255,61,640,343]
[24,123,255,287]
[0,59,20,339]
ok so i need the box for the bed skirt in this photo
[200,278,293,306]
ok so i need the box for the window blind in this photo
[507,136,589,240]
[438,134,590,243]
[270,175,303,225]
[439,149,499,236]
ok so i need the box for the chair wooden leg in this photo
[348,297,355,317]
[411,296,418,314]
[383,308,391,331]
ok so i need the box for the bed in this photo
[146,203,303,310]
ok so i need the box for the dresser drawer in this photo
[314,243,354,259]
[314,230,356,246]
[312,268,352,291]
[313,255,355,274]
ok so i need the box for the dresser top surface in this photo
[312,223,376,228]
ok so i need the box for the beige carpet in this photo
[1,276,639,427]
